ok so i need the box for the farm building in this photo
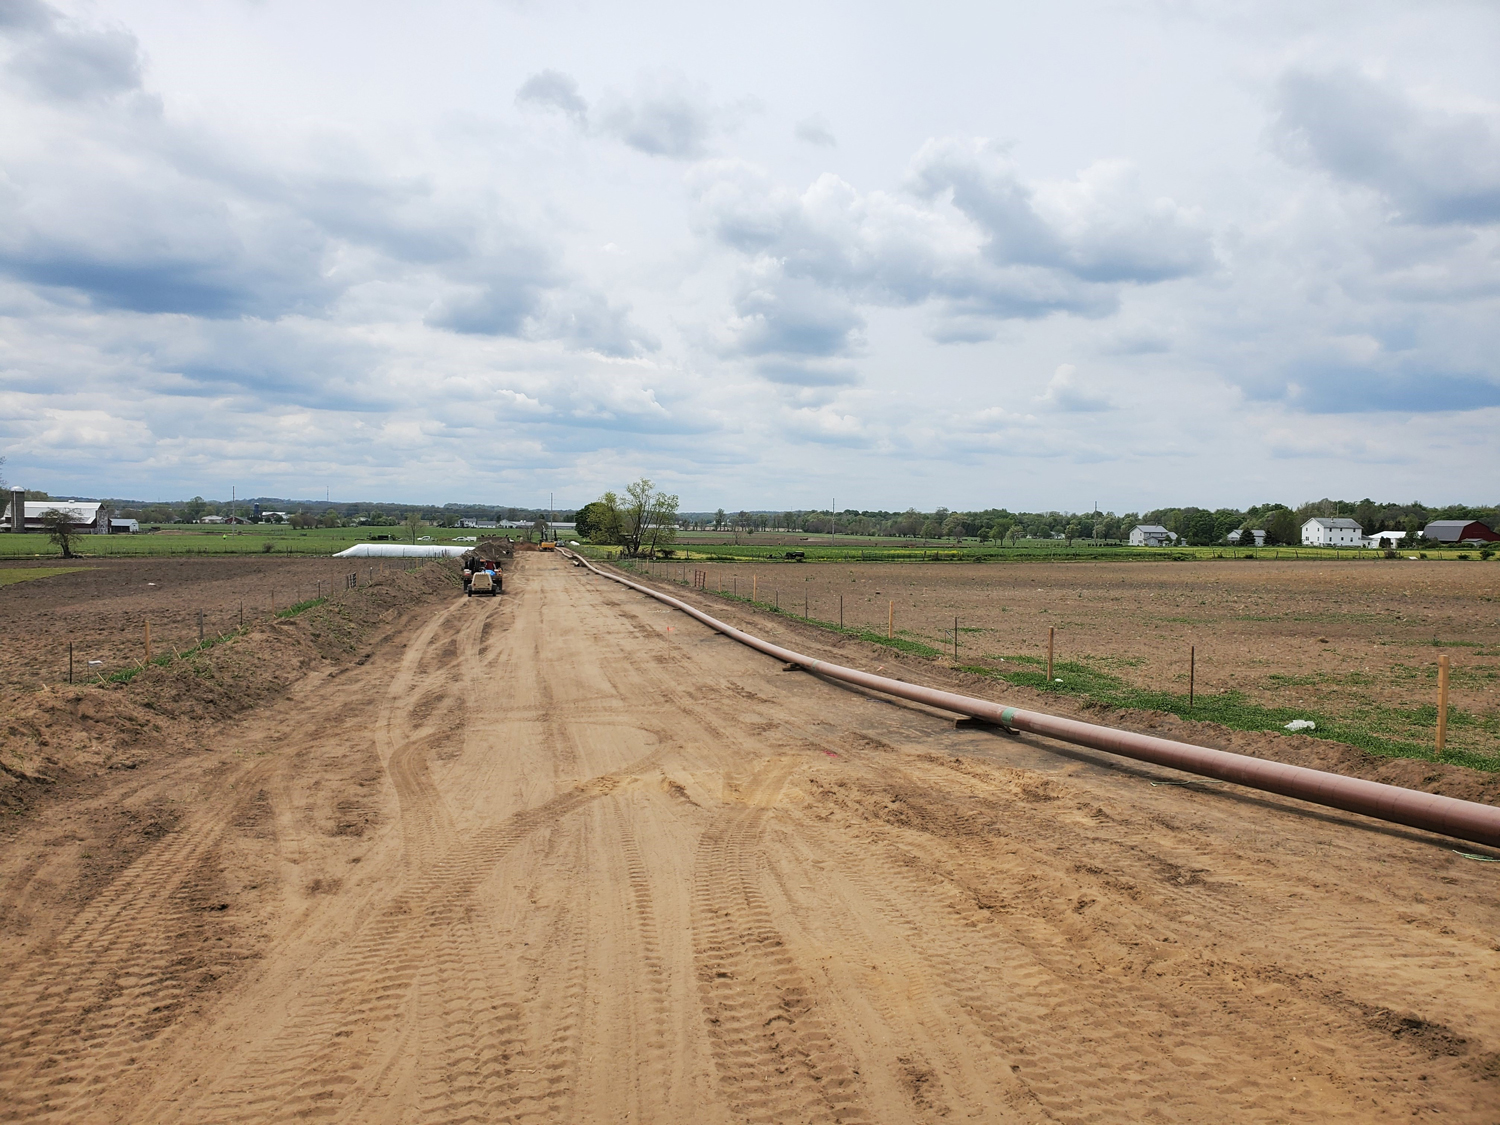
[1302,517,1366,547]
[2,498,107,533]
[1421,520,1500,544]
[110,518,139,534]
[1227,529,1266,546]
[1370,531,1407,546]
[1129,524,1177,547]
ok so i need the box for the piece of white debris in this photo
[87,660,104,666]
[1054,677,1063,683]
[1284,719,1316,732]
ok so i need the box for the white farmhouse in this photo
[1129,524,1177,547]
[1301,517,1365,548]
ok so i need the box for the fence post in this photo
[144,621,151,662]
[1189,645,1195,707]
[888,600,893,639]
[198,609,204,643]
[840,595,843,630]
[1436,654,1450,757]
[68,641,73,684]
[1046,626,1054,683]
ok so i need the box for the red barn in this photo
[1422,520,1500,544]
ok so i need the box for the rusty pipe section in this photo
[562,550,1500,849]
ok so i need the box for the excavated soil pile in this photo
[0,561,457,815]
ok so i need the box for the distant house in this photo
[1302,517,1366,548]
[1370,531,1407,547]
[199,515,228,524]
[1421,520,1500,544]
[1227,529,1266,547]
[1129,524,1177,547]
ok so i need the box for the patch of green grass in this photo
[0,566,93,586]
[953,657,1499,770]
[276,596,327,618]
[99,599,328,684]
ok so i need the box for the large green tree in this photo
[1263,509,1300,546]
[620,478,679,557]
[576,494,623,543]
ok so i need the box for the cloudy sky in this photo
[1,0,1497,511]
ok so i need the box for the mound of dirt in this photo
[0,562,459,818]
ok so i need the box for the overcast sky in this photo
[1,0,1497,512]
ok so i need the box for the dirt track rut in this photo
[2,553,1498,1123]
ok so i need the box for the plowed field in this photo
[2,552,1498,1123]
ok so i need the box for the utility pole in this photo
[550,492,554,542]
[831,497,835,547]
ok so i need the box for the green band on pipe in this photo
[999,707,1017,729]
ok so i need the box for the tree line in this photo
[628,498,1499,547]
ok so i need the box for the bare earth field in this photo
[0,557,395,693]
[659,557,1500,759]
[1,552,1498,1123]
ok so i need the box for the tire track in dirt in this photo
[377,598,472,867]
[594,799,678,1120]
[691,757,872,1125]
[411,911,528,1125]
[0,768,275,1123]
[155,772,626,1123]
[799,748,1476,1121]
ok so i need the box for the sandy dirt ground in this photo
[2,552,1499,1123]
[639,557,1500,757]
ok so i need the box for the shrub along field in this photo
[617,554,1500,769]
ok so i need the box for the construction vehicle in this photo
[460,546,505,597]
[539,540,556,551]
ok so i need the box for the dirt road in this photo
[3,552,1498,1122]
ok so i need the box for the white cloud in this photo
[1035,364,1113,412]
[1272,68,1500,226]
[794,116,836,146]
[517,69,729,159]
[516,70,588,125]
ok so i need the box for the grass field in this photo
[0,525,490,559]
[0,566,95,586]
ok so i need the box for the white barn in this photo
[1302,517,1366,548]
[2,499,106,533]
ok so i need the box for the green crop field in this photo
[0,566,96,586]
[0,526,496,560]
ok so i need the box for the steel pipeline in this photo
[561,550,1500,849]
